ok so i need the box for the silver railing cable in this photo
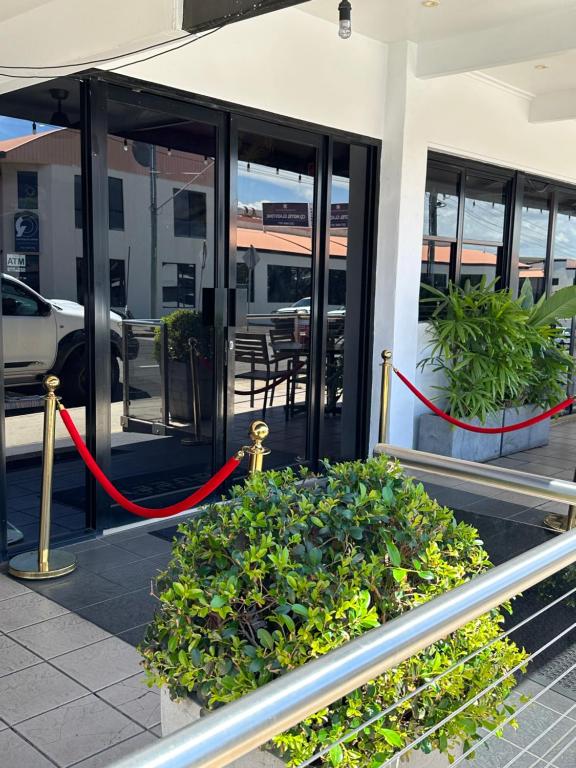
[376,620,576,766]
[295,585,576,768]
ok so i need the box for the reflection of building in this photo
[0,129,347,317]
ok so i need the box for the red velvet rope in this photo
[58,407,240,518]
[394,368,574,434]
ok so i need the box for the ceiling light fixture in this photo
[422,0,440,7]
[534,64,550,70]
[338,0,352,39]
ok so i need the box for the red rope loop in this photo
[58,407,240,518]
[393,368,574,434]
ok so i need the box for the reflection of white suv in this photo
[274,297,311,315]
[2,274,125,403]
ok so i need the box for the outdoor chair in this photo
[234,332,289,418]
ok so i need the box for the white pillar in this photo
[370,41,428,450]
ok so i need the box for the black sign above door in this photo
[182,0,311,33]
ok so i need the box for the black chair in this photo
[234,333,288,418]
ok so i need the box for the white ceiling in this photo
[301,0,576,44]
[484,51,576,96]
[0,0,54,23]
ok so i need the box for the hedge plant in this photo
[141,457,526,767]
[154,309,212,363]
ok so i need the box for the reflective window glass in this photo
[463,175,507,243]
[423,167,459,239]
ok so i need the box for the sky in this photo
[0,116,52,141]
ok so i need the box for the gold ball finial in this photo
[43,374,60,393]
[250,420,269,442]
[382,350,392,362]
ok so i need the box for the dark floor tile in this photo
[76,589,158,635]
[462,497,532,518]
[117,624,149,647]
[112,534,173,558]
[76,544,143,574]
[26,569,127,611]
[103,555,170,591]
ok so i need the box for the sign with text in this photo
[14,211,39,253]
[262,202,310,228]
[6,253,26,273]
[331,203,349,229]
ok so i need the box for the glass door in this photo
[228,120,322,469]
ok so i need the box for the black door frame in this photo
[0,71,380,558]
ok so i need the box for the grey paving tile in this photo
[149,724,161,738]
[9,612,110,660]
[460,496,530,518]
[0,728,55,768]
[62,539,109,554]
[0,634,42,677]
[0,662,88,725]
[72,731,158,768]
[116,624,149,648]
[112,534,172,558]
[0,592,68,632]
[467,734,546,767]
[51,636,142,691]
[504,699,576,757]
[0,719,7,731]
[75,589,158,635]
[517,677,576,719]
[98,673,160,728]
[16,694,142,767]
[0,573,31,602]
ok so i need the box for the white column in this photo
[370,41,428,450]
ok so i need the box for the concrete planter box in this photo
[161,688,461,768]
[417,411,504,462]
[501,405,550,455]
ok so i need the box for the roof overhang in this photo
[182,0,311,33]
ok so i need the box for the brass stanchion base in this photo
[543,513,568,533]
[8,550,77,580]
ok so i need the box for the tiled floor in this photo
[2,417,576,765]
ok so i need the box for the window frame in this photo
[172,188,207,239]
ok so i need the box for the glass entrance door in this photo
[229,122,322,469]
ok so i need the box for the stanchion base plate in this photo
[543,513,568,533]
[8,550,77,580]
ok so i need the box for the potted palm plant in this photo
[418,279,576,460]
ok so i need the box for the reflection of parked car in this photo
[1,273,136,404]
[273,297,310,315]
[328,306,346,318]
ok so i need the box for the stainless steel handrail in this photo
[110,529,576,768]
[375,443,576,506]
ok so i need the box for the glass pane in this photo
[518,182,551,302]
[552,196,576,346]
[420,241,451,320]
[233,130,316,468]
[463,174,507,243]
[0,101,89,552]
[104,101,217,529]
[460,244,499,287]
[423,166,459,239]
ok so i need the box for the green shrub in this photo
[420,279,574,422]
[154,309,212,363]
[141,457,526,767]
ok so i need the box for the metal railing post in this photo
[379,349,392,444]
[9,376,76,580]
[545,465,576,532]
[160,322,170,427]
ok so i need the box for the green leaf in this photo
[386,541,402,567]
[172,582,185,597]
[528,284,576,327]
[178,649,188,666]
[257,628,274,650]
[291,604,309,617]
[381,729,404,748]
[392,568,408,583]
[210,595,227,609]
[329,744,344,766]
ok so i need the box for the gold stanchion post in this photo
[379,350,392,444]
[246,420,270,474]
[9,376,77,579]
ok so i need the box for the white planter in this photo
[161,688,461,768]
[417,412,504,462]
[500,405,550,455]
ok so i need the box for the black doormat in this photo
[53,468,210,511]
[150,525,182,543]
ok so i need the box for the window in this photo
[173,189,207,238]
[518,180,552,302]
[328,269,346,305]
[162,263,196,308]
[74,175,125,231]
[236,263,254,302]
[76,258,127,307]
[267,265,312,303]
[2,278,43,316]
[17,171,38,209]
[420,159,512,319]
[108,177,125,231]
